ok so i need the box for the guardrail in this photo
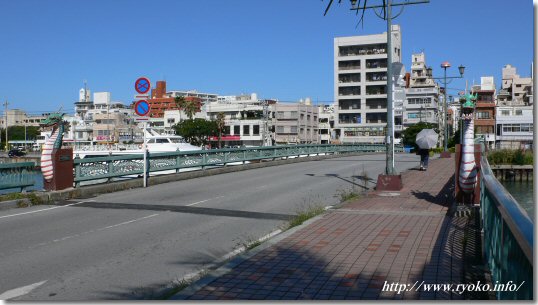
[0,162,36,191]
[480,156,533,300]
[74,144,403,186]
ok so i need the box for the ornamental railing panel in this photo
[73,144,404,186]
[480,156,533,300]
[0,162,36,191]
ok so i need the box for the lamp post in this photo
[429,62,465,155]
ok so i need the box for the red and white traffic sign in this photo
[135,77,151,94]
[134,100,151,116]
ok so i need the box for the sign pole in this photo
[134,77,151,188]
[143,121,147,188]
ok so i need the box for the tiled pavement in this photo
[174,156,477,300]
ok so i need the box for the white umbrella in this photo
[415,129,438,149]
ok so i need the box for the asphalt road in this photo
[0,153,421,300]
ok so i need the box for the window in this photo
[243,125,250,135]
[476,112,490,119]
[231,113,236,119]
[276,126,284,133]
[408,113,418,119]
[515,110,523,115]
[290,111,298,117]
[234,125,240,135]
[501,110,510,116]
[167,118,175,124]
[253,125,260,135]
[290,126,297,133]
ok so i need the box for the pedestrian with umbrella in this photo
[415,129,438,171]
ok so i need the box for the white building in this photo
[495,106,533,149]
[333,24,402,143]
[205,93,272,147]
[495,64,533,149]
[318,104,335,144]
[403,52,440,128]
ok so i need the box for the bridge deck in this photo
[175,157,488,300]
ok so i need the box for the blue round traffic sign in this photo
[135,77,151,94]
[134,100,150,116]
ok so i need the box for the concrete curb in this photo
[169,212,327,300]
[0,152,385,211]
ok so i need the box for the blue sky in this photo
[0,0,533,113]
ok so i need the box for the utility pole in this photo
[3,100,8,152]
[344,0,429,175]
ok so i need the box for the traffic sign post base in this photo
[440,151,452,158]
[375,174,403,191]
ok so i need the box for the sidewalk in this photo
[173,157,479,300]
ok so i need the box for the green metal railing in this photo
[480,156,533,300]
[0,162,36,191]
[74,144,403,186]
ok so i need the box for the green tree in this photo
[1,126,40,150]
[401,122,439,150]
[216,112,225,149]
[173,119,218,147]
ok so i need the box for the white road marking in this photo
[0,280,47,300]
[97,214,159,230]
[0,200,96,219]
[29,214,160,249]
[185,196,225,207]
[186,199,210,207]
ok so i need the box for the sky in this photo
[0,0,533,114]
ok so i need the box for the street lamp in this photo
[431,62,465,156]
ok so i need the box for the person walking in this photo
[418,148,430,171]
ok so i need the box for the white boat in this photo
[74,129,201,159]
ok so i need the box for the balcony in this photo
[366,85,386,96]
[339,44,386,57]
[366,59,388,69]
[338,73,361,83]
[338,60,361,71]
[366,72,387,82]
[338,87,361,96]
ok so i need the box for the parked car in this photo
[8,148,26,158]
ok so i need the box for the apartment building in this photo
[272,100,319,144]
[147,81,206,118]
[495,64,533,149]
[333,25,402,143]
[495,106,533,149]
[318,104,335,144]
[471,77,496,148]
[204,93,273,147]
[403,52,440,128]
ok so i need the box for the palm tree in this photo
[174,96,198,120]
[182,100,198,120]
[216,112,225,148]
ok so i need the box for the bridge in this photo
[0,144,533,300]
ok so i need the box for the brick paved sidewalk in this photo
[173,157,478,300]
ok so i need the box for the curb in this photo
[169,212,327,300]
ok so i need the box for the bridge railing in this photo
[480,156,533,300]
[0,162,36,192]
[74,144,403,186]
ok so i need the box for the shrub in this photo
[487,149,533,165]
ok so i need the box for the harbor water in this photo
[501,180,534,221]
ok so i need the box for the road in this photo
[0,153,420,300]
